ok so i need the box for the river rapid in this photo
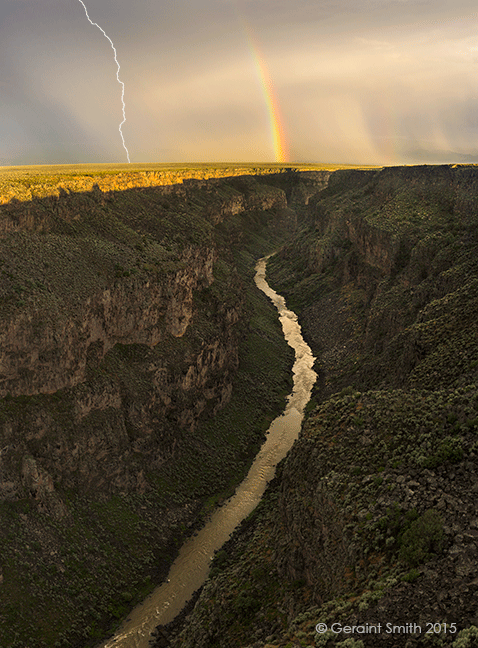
[97,256,317,648]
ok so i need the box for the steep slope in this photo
[0,171,328,648]
[170,165,478,648]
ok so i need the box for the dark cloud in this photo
[1,0,478,164]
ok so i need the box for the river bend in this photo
[98,256,317,648]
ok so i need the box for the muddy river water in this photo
[98,256,317,648]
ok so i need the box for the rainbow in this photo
[242,25,290,163]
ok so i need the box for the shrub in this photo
[233,590,261,617]
[401,568,420,582]
[453,626,478,647]
[423,436,463,468]
[399,509,444,566]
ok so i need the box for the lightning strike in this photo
[77,0,130,162]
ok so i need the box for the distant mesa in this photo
[403,148,478,164]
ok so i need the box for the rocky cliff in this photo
[168,165,478,648]
[0,170,331,648]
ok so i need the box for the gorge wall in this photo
[0,170,328,648]
[168,165,478,648]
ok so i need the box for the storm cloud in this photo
[2,0,478,164]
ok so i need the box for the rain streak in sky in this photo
[1,0,478,165]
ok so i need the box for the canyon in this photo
[1,165,478,648]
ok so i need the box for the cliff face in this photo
[170,165,478,648]
[0,245,216,397]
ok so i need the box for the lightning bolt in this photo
[77,0,130,162]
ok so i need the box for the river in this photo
[97,255,317,648]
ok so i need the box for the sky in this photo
[1,0,478,166]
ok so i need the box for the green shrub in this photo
[423,436,463,468]
[401,568,420,582]
[233,590,261,617]
[453,626,478,647]
[336,640,365,648]
[399,509,444,566]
